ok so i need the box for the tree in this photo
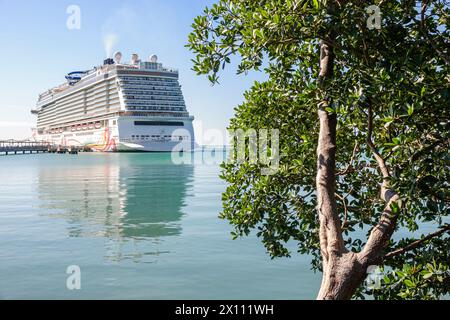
[187,0,449,299]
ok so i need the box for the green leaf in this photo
[422,273,433,280]
[404,279,415,288]
[312,0,319,9]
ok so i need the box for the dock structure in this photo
[0,140,83,155]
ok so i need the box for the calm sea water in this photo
[0,153,320,299]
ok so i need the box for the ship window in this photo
[134,121,184,126]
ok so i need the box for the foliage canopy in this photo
[188,0,449,299]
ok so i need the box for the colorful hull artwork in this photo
[85,127,117,152]
[64,127,116,152]
[35,126,117,152]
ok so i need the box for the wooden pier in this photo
[0,140,84,155]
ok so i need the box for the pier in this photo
[0,141,228,156]
[0,140,83,155]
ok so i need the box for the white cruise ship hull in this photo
[34,116,195,152]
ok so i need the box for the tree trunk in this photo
[314,39,400,299]
[315,38,369,299]
[315,104,369,299]
[317,252,369,300]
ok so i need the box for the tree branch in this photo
[337,141,359,175]
[384,225,450,259]
[335,191,349,229]
[365,103,391,197]
[361,101,401,261]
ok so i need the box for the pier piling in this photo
[0,140,84,156]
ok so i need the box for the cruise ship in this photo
[31,52,195,152]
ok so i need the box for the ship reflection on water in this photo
[36,153,194,263]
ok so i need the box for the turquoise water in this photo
[0,153,320,299]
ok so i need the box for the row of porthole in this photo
[126,107,184,111]
[44,120,117,135]
[131,135,188,141]
[45,122,101,134]
[119,76,178,82]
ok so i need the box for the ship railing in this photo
[161,67,178,73]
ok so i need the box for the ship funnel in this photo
[114,51,122,64]
[131,53,140,65]
[149,54,158,63]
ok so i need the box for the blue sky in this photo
[0,0,266,142]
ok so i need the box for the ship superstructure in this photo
[32,52,195,152]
